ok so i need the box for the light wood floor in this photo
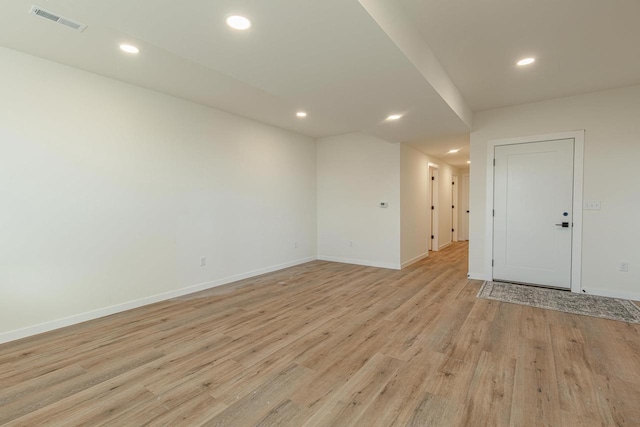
[1,242,639,426]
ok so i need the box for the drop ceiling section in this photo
[0,0,470,142]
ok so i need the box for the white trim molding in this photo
[0,256,317,345]
[468,272,492,281]
[438,241,452,251]
[317,255,401,270]
[401,252,429,269]
[583,288,640,302]
[484,130,585,293]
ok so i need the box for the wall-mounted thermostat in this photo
[380,202,388,208]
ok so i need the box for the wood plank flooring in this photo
[1,242,639,426]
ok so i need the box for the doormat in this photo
[477,281,640,324]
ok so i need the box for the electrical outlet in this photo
[200,257,207,267]
[619,261,629,272]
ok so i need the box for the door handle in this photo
[555,222,570,228]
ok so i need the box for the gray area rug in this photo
[477,281,640,324]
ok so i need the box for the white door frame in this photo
[429,164,440,251]
[484,130,584,293]
[452,175,458,242]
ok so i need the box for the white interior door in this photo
[461,173,469,241]
[493,139,574,289]
[452,175,458,242]
[429,166,439,251]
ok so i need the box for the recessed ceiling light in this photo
[296,112,307,118]
[517,57,536,66]
[448,149,460,154]
[119,44,140,54]
[226,15,252,30]
[386,114,402,121]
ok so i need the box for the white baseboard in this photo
[401,252,429,269]
[582,287,640,302]
[438,241,452,250]
[317,255,401,270]
[0,256,317,345]
[467,272,492,281]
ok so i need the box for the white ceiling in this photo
[411,134,471,169]
[394,0,640,111]
[1,1,638,168]
[0,0,470,162]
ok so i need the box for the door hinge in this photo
[431,235,434,239]
[492,209,495,217]
[493,159,496,166]
[452,205,455,209]
[432,176,435,181]
[431,206,435,210]
[452,182,455,185]
[452,228,455,232]
[492,260,494,267]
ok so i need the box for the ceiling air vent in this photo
[29,5,87,32]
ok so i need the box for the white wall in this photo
[317,133,401,269]
[400,144,429,266]
[469,85,640,300]
[0,47,317,342]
